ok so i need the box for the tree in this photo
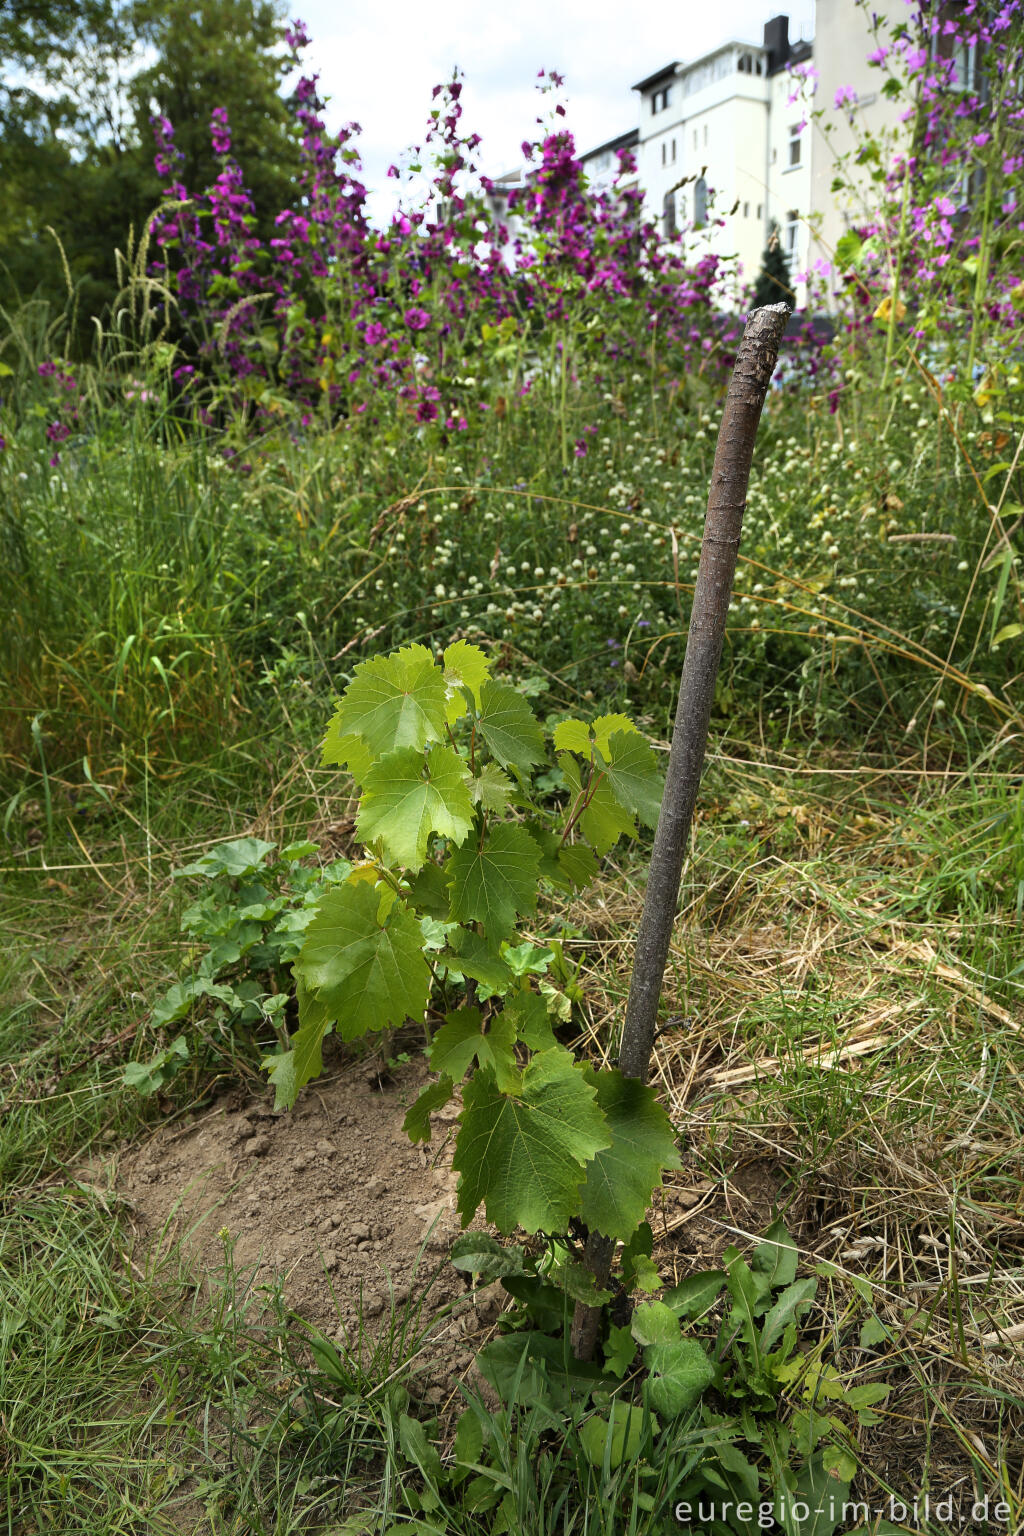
[752,221,793,308]
[0,0,302,330]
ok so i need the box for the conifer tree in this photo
[752,222,793,308]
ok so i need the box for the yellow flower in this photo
[872,294,907,324]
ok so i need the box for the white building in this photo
[579,5,914,312]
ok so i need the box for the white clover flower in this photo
[434,583,446,598]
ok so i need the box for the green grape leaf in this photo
[403,1074,455,1142]
[469,761,515,814]
[447,824,541,940]
[578,1069,682,1242]
[476,681,545,772]
[631,1300,681,1346]
[504,988,557,1052]
[558,752,636,855]
[357,745,474,871]
[581,780,637,854]
[319,729,374,783]
[323,644,446,760]
[597,731,663,829]
[428,1006,519,1090]
[444,639,491,720]
[262,980,332,1110]
[591,714,640,757]
[454,1049,611,1234]
[443,928,513,991]
[557,843,599,890]
[603,1323,637,1379]
[553,718,593,757]
[644,1338,715,1416]
[293,881,430,1040]
[406,859,450,918]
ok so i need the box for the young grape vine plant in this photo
[262,638,681,1306]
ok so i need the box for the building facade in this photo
[576,4,907,311]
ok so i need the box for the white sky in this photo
[295,1,814,201]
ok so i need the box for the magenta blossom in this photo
[404,307,431,331]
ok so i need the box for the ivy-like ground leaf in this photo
[644,1338,716,1417]
[323,644,446,761]
[447,823,541,940]
[293,880,430,1041]
[357,745,474,871]
[476,680,545,772]
[578,1069,682,1242]
[454,1049,611,1234]
[596,730,664,829]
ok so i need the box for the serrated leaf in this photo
[469,761,515,813]
[556,843,599,889]
[357,745,474,871]
[444,639,491,720]
[551,1261,612,1306]
[319,729,374,783]
[428,1006,519,1090]
[504,988,557,1051]
[403,1075,454,1142]
[262,980,332,1110]
[577,1069,682,1242]
[591,713,639,756]
[630,1254,663,1293]
[603,1323,637,1378]
[443,928,513,992]
[560,753,637,854]
[454,1050,611,1233]
[597,731,663,829]
[447,824,541,939]
[644,1338,715,1416]
[631,1300,681,1346]
[324,644,446,760]
[553,718,593,756]
[477,681,545,772]
[663,1270,727,1319]
[753,1218,798,1289]
[293,881,430,1041]
[450,1232,527,1282]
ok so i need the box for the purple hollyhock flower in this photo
[364,321,387,344]
[211,107,231,155]
[404,307,431,331]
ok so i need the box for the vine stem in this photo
[569,302,790,1363]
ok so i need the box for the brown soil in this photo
[116,1051,504,1400]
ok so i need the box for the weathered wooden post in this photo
[571,302,790,1361]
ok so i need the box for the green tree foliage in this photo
[0,0,300,328]
[752,221,793,308]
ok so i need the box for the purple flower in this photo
[834,86,858,110]
[364,321,387,345]
[404,307,431,331]
[210,107,231,156]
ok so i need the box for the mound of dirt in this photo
[116,1053,500,1396]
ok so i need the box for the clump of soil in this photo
[117,1054,500,1393]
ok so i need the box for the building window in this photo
[693,129,698,150]
[703,124,708,146]
[694,176,708,229]
[789,124,802,167]
[743,201,749,218]
[672,138,676,162]
[662,191,677,238]
[757,202,763,219]
[651,86,671,114]
[661,142,666,165]
[786,209,799,252]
